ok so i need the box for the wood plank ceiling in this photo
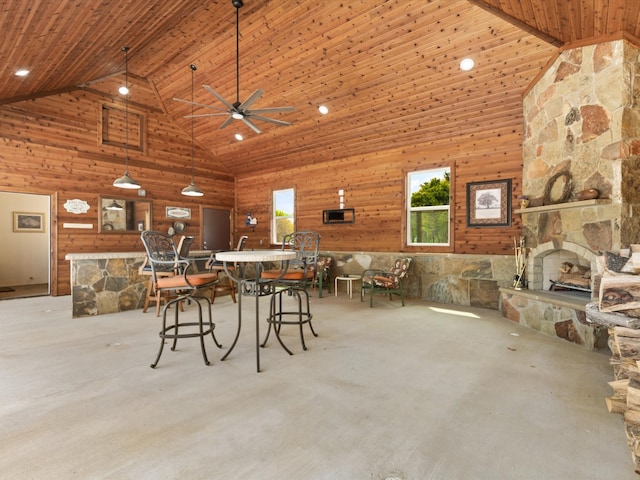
[1,0,638,178]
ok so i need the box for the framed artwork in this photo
[13,212,45,232]
[466,179,511,227]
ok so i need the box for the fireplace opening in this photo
[550,257,592,298]
[542,250,591,295]
[529,242,596,300]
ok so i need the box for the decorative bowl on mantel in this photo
[577,188,600,201]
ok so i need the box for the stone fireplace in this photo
[529,241,595,293]
[500,37,640,350]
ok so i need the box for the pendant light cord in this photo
[123,47,129,171]
[190,64,196,183]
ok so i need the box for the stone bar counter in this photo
[65,251,210,318]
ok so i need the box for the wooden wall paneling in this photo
[236,125,525,255]
[49,191,59,296]
[0,88,234,296]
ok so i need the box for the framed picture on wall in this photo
[466,179,511,227]
[13,212,45,232]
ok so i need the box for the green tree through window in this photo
[411,172,450,207]
[273,189,294,244]
[407,168,450,245]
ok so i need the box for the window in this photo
[407,167,450,246]
[273,188,295,244]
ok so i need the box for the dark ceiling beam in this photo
[0,87,79,106]
[467,0,563,47]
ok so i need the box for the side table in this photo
[334,274,362,299]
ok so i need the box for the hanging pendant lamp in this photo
[104,200,124,211]
[113,46,141,190]
[181,64,204,197]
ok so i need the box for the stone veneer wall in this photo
[521,39,640,247]
[324,251,514,310]
[69,250,513,317]
[71,257,147,317]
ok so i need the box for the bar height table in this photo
[215,249,297,372]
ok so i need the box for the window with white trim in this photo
[272,188,295,244]
[407,167,450,246]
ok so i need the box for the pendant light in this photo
[181,64,204,197]
[113,46,141,190]
[104,200,123,211]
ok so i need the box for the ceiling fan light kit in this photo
[173,0,293,136]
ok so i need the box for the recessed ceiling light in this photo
[118,85,129,95]
[460,58,475,71]
[235,133,243,141]
[318,105,329,115]
[15,69,30,77]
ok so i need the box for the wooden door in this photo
[202,207,231,251]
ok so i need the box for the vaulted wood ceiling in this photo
[1,0,638,177]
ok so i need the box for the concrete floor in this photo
[0,293,636,479]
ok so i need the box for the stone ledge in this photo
[65,251,146,261]
[499,287,590,311]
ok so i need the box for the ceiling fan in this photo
[173,0,294,134]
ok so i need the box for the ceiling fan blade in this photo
[248,115,291,127]
[218,116,235,130]
[242,117,262,134]
[239,89,264,110]
[184,113,231,118]
[173,97,227,112]
[203,85,234,110]
[245,106,295,114]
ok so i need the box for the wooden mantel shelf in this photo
[514,198,612,214]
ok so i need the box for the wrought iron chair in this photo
[205,235,248,303]
[139,235,193,316]
[314,255,333,298]
[360,257,412,307]
[260,231,320,354]
[141,231,221,368]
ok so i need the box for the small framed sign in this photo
[166,206,191,219]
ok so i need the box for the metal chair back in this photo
[141,231,186,284]
[280,231,321,288]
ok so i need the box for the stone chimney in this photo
[500,39,640,351]
[521,39,640,293]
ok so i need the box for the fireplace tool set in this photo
[513,236,528,289]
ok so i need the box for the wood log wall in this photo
[0,85,235,296]
[235,127,524,254]
[0,76,526,296]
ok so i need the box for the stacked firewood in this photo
[607,326,640,466]
[557,261,591,288]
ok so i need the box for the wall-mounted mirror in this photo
[99,196,152,233]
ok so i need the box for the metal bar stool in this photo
[141,231,222,368]
[260,231,320,354]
